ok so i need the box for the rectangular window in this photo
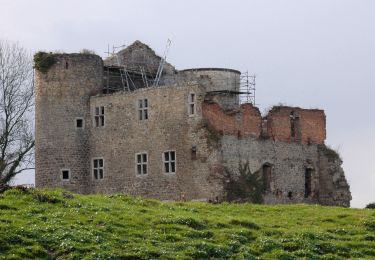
[138,99,148,120]
[61,169,70,180]
[76,118,84,129]
[136,153,148,175]
[163,151,176,174]
[93,158,104,180]
[188,93,195,115]
[94,106,105,127]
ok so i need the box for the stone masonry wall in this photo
[35,54,103,193]
[217,136,351,206]
[89,84,222,200]
[219,136,321,204]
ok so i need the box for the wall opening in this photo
[305,168,313,198]
[61,169,70,180]
[65,61,69,69]
[191,145,197,160]
[290,111,300,141]
[76,118,84,129]
[262,164,272,192]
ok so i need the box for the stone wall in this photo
[217,136,351,206]
[35,54,103,193]
[34,45,350,207]
[317,145,352,207]
[219,136,321,204]
[89,84,221,200]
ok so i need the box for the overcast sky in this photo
[1,0,374,208]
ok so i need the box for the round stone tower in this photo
[179,68,241,108]
[35,53,103,193]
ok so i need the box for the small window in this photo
[136,153,148,175]
[93,158,104,180]
[76,118,84,129]
[188,93,196,115]
[61,169,70,180]
[94,106,105,127]
[138,99,148,120]
[191,145,197,160]
[163,151,176,174]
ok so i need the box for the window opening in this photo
[94,106,105,127]
[290,111,300,141]
[138,99,148,120]
[76,118,83,128]
[188,93,196,115]
[61,169,70,180]
[163,151,176,173]
[136,153,148,175]
[191,145,197,160]
[93,158,104,179]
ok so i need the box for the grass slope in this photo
[0,188,374,259]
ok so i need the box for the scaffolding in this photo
[240,71,256,105]
[154,39,171,87]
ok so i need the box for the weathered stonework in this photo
[35,41,351,207]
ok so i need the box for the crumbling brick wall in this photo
[202,101,262,138]
[266,106,326,144]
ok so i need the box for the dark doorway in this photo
[305,168,313,198]
[262,164,272,192]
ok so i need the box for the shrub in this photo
[34,52,56,73]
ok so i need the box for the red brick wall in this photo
[266,106,326,144]
[202,102,262,138]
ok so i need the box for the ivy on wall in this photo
[34,52,56,73]
[224,161,264,203]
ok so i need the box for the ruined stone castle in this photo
[35,41,351,206]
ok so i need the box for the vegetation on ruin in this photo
[0,188,374,259]
[224,161,264,203]
[33,52,56,73]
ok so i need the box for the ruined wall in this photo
[104,40,175,76]
[317,146,352,207]
[266,106,326,144]
[219,136,321,204]
[35,54,103,193]
[89,84,221,200]
[216,136,351,206]
[202,101,262,138]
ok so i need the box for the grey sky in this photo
[1,0,374,208]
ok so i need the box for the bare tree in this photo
[0,40,34,187]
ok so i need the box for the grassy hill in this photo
[0,188,374,259]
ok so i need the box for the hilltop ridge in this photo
[0,188,373,259]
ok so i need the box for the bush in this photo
[365,203,375,209]
[34,52,56,73]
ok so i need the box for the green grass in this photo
[0,188,374,259]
